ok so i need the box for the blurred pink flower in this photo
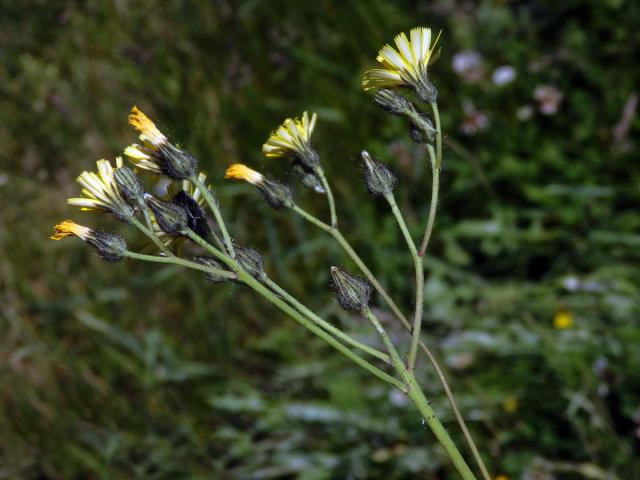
[460,100,489,135]
[534,85,563,115]
[452,50,484,83]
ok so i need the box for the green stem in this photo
[130,216,173,257]
[190,175,235,258]
[262,275,389,363]
[123,250,236,279]
[384,193,423,370]
[315,166,338,228]
[362,308,476,480]
[431,101,442,169]
[291,204,408,325]
[184,229,404,390]
[418,145,440,257]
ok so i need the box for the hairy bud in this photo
[292,164,325,194]
[144,194,188,235]
[409,113,436,143]
[88,231,127,263]
[235,245,265,279]
[114,166,145,205]
[415,79,438,104]
[330,266,372,311]
[157,144,199,180]
[194,256,234,283]
[360,151,396,196]
[373,89,414,116]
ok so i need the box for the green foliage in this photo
[1,0,639,478]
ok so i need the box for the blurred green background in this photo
[2,0,639,478]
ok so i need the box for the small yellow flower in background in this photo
[262,111,317,160]
[225,164,264,185]
[67,157,134,220]
[128,106,167,147]
[495,475,509,480]
[554,309,573,329]
[50,220,92,241]
[502,396,519,414]
[362,27,440,92]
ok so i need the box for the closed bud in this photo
[373,89,414,116]
[144,194,188,235]
[409,113,436,143]
[88,231,127,263]
[292,164,325,194]
[416,79,438,104]
[157,144,199,180]
[194,256,234,283]
[114,166,145,205]
[259,179,293,209]
[330,266,372,311]
[360,151,396,196]
[172,191,211,239]
[235,245,265,280]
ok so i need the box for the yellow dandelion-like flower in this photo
[128,106,167,147]
[554,310,573,329]
[363,27,440,93]
[50,220,92,241]
[124,143,163,174]
[262,111,317,162]
[225,164,264,185]
[67,157,135,220]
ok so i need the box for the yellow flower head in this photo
[50,220,92,241]
[554,310,573,329]
[67,157,135,220]
[262,111,317,161]
[128,106,167,147]
[495,475,509,480]
[363,27,440,92]
[124,143,163,174]
[225,164,264,185]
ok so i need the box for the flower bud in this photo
[292,164,325,194]
[416,79,438,104]
[330,266,372,311]
[360,151,396,196]
[172,191,211,239]
[409,112,436,143]
[235,245,265,280]
[157,144,198,180]
[194,256,234,283]
[88,231,127,262]
[373,89,414,116]
[114,165,145,205]
[144,194,188,235]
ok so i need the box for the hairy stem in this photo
[362,308,476,480]
[315,166,338,228]
[384,193,423,370]
[184,229,404,390]
[262,275,390,363]
[418,144,440,257]
[123,250,235,279]
[190,175,235,258]
[130,216,173,256]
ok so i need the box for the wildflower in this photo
[495,475,509,480]
[360,151,396,196]
[262,111,319,169]
[533,85,563,115]
[330,266,372,311]
[50,220,126,262]
[451,50,483,83]
[126,106,198,179]
[363,27,441,102]
[225,164,292,209]
[460,100,489,136]
[492,65,516,86]
[67,158,135,221]
[553,309,573,329]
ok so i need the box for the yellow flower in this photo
[124,143,163,174]
[128,106,167,147]
[495,475,509,480]
[554,310,573,329]
[50,220,92,241]
[225,164,264,185]
[363,27,440,92]
[67,157,134,220]
[262,111,317,161]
